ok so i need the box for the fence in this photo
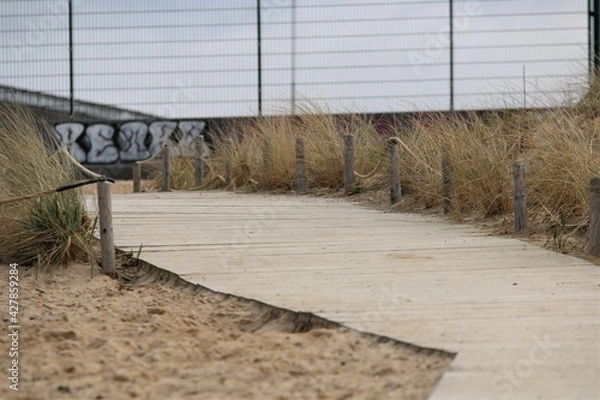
[0,0,593,119]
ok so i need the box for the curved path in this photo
[110,191,599,399]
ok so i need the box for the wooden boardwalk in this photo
[110,191,599,400]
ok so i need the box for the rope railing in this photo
[0,176,114,206]
[133,145,170,193]
[0,148,117,277]
[59,148,105,179]
[60,148,116,278]
[129,135,598,257]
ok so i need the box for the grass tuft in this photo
[0,104,98,270]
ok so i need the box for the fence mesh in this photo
[0,0,590,119]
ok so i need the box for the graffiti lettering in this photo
[53,119,209,164]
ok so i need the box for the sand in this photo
[0,259,453,400]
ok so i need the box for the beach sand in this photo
[0,260,453,400]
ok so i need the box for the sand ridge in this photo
[0,260,453,400]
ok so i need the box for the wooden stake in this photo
[589,177,600,257]
[296,137,307,194]
[262,139,271,190]
[389,138,400,204]
[97,181,116,278]
[343,134,355,194]
[161,145,170,192]
[442,151,453,215]
[513,162,527,232]
[133,162,141,193]
[225,138,234,190]
[194,135,205,187]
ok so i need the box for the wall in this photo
[53,119,208,164]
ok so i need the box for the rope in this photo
[388,136,442,177]
[136,145,167,165]
[354,160,381,179]
[0,176,115,206]
[58,148,104,179]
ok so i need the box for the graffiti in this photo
[53,120,209,164]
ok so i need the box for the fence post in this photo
[343,134,355,194]
[388,137,400,204]
[261,139,271,190]
[97,181,116,278]
[513,162,527,232]
[161,145,170,192]
[194,135,205,187]
[589,177,600,257]
[296,137,307,194]
[225,138,234,190]
[442,150,453,215]
[133,162,141,193]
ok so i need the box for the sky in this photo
[0,0,590,118]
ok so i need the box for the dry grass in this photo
[395,106,598,250]
[193,104,387,192]
[0,104,97,269]
[156,78,599,253]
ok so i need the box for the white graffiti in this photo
[53,119,208,164]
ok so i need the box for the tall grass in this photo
[195,104,387,192]
[0,104,97,269]
[398,111,528,218]
[165,79,598,244]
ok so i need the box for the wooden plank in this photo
[110,191,600,400]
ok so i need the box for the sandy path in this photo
[0,260,452,400]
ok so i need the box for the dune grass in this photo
[0,104,98,269]
[159,79,598,250]
[189,106,388,193]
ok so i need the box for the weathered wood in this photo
[193,135,205,187]
[296,137,307,194]
[225,138,234,190]
[133,162,141,193]
[161,145,170,192]
[97,181,116,278]
[109,191,600,400]
[388,138,401,204]
[343,134,355,194]
[261,139,272,190]
[589,177,600,257]
[441,151,453,215]
[513,162,527,232]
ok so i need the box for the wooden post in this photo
[513,162,527,232]
[194,135,205,187]
[225,138,234,189]
[343,134,355,194]
[589,177,600,257]
[261,139,271,190]
[442,150,453,215]
[97,181,116,278]
[388,138,400,204]
[133,162,141,193]
[161,145,170,192]
[296,137,307,194]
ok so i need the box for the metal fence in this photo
[0,0,592,119]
